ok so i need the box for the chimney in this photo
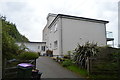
[46,13,57,27]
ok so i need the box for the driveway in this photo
[36,56,82,78]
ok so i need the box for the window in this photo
[38,46,40,49]
[54,24,58,32]
[50,43,52,48]
[41,46,45,51]
[54,41,58,49]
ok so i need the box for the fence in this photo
[3,59,36,78]
[86,47,120,76]
[87,57,119,76]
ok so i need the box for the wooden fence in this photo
[87,57,119,76]
[3,59,36,78]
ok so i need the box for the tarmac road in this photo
[36,56,83,78]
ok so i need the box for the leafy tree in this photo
[1,16,29,59]
[2,31,19,59]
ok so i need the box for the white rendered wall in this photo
[62,18,107,55]
[16,42,46,55]
[48,19,61,55]
[43,13,57,50]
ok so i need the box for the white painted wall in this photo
[43,13,107,55]
[48,19,61,55]
[16,42,46,55]
[43,13,57,50]
[62,18,107,54]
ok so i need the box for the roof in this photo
[58,14,109,23]
[16,42,46,44]
[29,42,46,43]
[48,13,109,28]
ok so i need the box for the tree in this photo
[2,31,19,59]
[1,16,29,59]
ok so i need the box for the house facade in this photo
[43,13,109,55]
[16,42,46,55]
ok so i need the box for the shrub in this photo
[62,59,73,67]
[38,52,41,56]
[63,55,70,59]
[18,51,39,60]
[46,49,53,56]
[73,42,99,68]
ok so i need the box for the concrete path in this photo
[36,56,82,78]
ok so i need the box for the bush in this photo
[63,55,70,59]
[18,51,39,60]
[62,59,73,67]
[46,50,53,56]
[73,42,99,68]
[38,52,41,56]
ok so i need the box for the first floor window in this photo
[50,43,52,48]
[54,23,58,32]
[54,41,58,49]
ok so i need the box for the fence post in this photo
[118,51,120,79]
[34,59,36,69]
[87,57,90,75]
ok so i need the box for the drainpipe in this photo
[60,17,63,56]
[104,23,107,45]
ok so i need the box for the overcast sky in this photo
[0,0,119,47]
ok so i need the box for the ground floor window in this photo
[41,46,45,51]
[54,41,58,49]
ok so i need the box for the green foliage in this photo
[1,16,29,60]
[2,17,29,42]
[46,49,53,56]
[62,59,73,67]
[38,52,41,56]
[73,42,99,68]
[67,65,88,77]
[63,55,70,59]
[18,52,39,60]
[2,31,19,59]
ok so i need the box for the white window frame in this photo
[54,23,58,32]
[54,41,58,49]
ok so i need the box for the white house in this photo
[16,42,46,55]
[43,13,109,55]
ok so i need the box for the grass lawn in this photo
[63,64,118,80]
[66,65,88,78]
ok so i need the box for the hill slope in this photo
[1,16,29,59]
[2,17,29,42]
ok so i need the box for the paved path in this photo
[36,56,82,78]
